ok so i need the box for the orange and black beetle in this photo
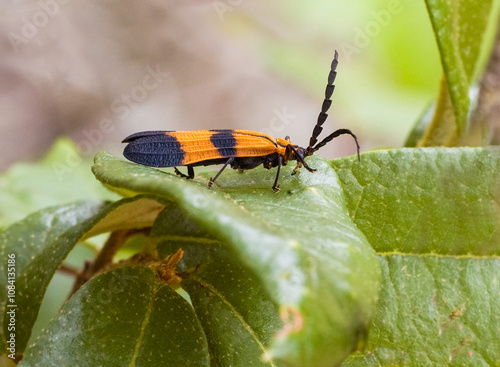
[122,51,359,192]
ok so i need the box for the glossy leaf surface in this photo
[332,148,500,365]
[92,152,381,366]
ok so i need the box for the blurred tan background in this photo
[0,0,442,171]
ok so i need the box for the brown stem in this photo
[68,228,150,297]
[58,264,80,276]
[156,248,184,285]
[471,15,500,145]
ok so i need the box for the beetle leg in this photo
[291,162,302,175]
[289,145,317,174]
[208,157,234,188]
[301,160,317,173]
[174,166,195,179]
[272,156,283,192]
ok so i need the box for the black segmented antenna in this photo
[307,50,338,151]
[306,50,360,161]
[313,128,360,161]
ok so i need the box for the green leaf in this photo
[332,148,500,255]
[0,196,166,355]
[92,152,381,367]
[343,256,500,366]
[152,205,284,366]
[331,148,500,365]
[0,200,106,356]
[419,0,494,143]
[19,266,210,367]
[0,138,119,230]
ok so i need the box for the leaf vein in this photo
[191,275,277,367]
[128,281,159,366]
[377,251,500,259]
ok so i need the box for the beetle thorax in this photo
[275,137,296,162]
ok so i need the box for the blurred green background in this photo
[0,1,442,171]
